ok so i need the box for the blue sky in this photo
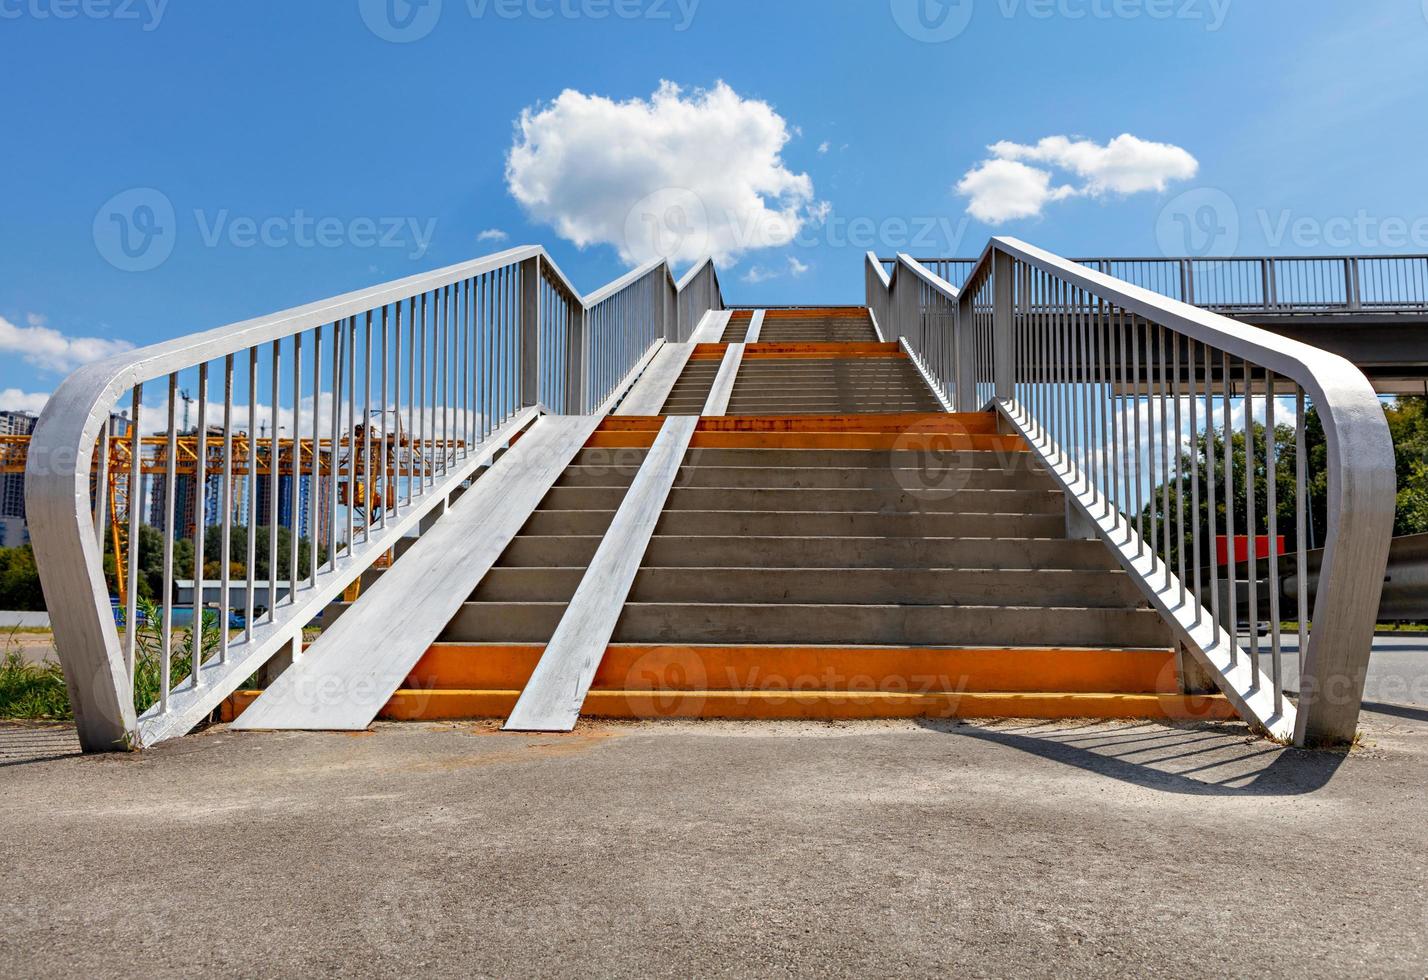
[2,0,1427,410]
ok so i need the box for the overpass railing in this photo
[870,241,1396,745]
[882,254,1428,315]
[27,246,723,751]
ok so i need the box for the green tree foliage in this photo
[0,546,46,610]
[1142,398,1426,571]
[103,525,325,601]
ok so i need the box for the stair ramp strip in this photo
[231,414,603,732]
[616,342,696,416]
[744,310,765,343]
[504,415,700,732]
[701,343,745,416]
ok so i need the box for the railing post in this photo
[519,255,541,408]
[1345,258,1361,311]
[993,248,1015,401]
[955,286,978,412]
[564,304,586,414]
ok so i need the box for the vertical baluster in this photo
[1205,345,1221,643]
[1296,389,1309,670]
[1158,324,1172,585]
[1188,340,1202,618]
[363,311,373,545]
[1174,331,1186,604]
[310,325,323,588]
[1130,315,1145,556]
[161,372,178,714]
[1221,351,1237,665]
[1244,358,1259,684]
[1266,373,1283,714]
[379,307,390,529]
[246,350,259,635]
[289,334,302,598]
[269,342,281,622]
[191,363,208,687]
[328,322,343,570]
[125,388,143,690]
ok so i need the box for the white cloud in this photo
[0,314,133,375]
[957,134,1199,224]
[0,388,49,414]
[741,265,777,284]
[506,81,818,265]
[817,141,831,155]
[787,255,810,276]
[957,159,1077,224]
[477,228,509,243]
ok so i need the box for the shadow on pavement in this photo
[0,724,82,769]
[918,719,1347,796]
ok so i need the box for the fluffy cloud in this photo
[476,228,509,243]
[0,388,49,414]
[506,81,820,265]
[957,134,1198,224]
[0,315,133,375]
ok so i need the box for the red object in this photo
[1215,535,1285,566]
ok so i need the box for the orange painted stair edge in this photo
[221,690,1238,724]
[587,431,1028,451]
[400,644,1184,695]
[598,413,999,433]
[689,342,904,359]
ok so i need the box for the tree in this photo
[1140,397,1427,574]
[0,545,45,611]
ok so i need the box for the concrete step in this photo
[438,601,1173,647]
[635,447,1037,470]
[521,508,1067,537]
[498,534,1122,570]
[471,566,1143,607]
[539,485,1066,514]
[557,464,1055,491]
[407,644,1181,694]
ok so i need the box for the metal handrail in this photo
[27,247,724,750]
[869,240,1396,745]
[879,254,1428,315]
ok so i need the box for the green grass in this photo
[0,600,218,722]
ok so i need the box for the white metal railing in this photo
[869,241,1396,746]
[26,246,723,750]
[883,254,1428,315]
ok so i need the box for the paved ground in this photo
[1,711,1425,978]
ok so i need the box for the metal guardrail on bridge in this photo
[880,255,1428,316]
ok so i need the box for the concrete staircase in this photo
[223,307,1235,727]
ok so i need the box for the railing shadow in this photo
[0,724,83,769]
[916,718,1347,796]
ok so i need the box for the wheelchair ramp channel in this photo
[504,415,698,732]
[232,414,602,732]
